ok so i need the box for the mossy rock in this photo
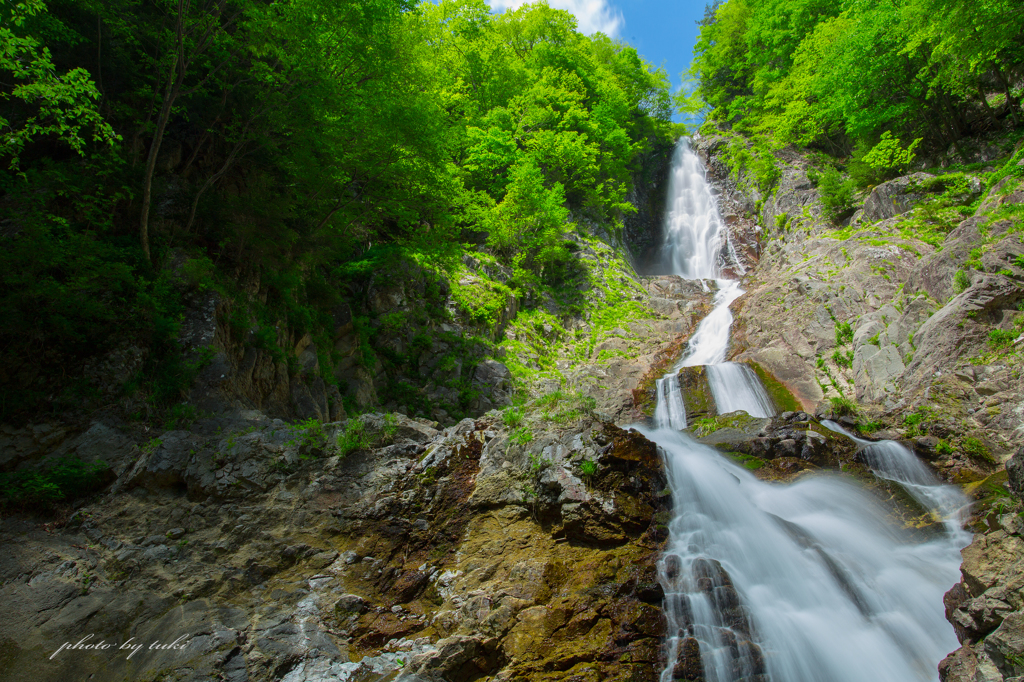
[747,361,801,413]
[696,410,770,436]
[725,451,766,470]
[677,366,715,419]
[963,470,1009,499]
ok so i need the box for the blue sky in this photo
[487,0,710,118]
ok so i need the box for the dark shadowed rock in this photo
[678,367,715,420]
[391,571,429,604]
[672,636,704,681]
[1006,446,1024,501]
[123,431,197,490]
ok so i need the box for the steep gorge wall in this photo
[694,134,1024,460]
[696,131,1024,682]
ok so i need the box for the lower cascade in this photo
[644,140,968,682]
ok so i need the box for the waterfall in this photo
[822,421,970,538]
[679,279,744,368]
[647,428,967,682]
[706,363,775,419]
[661,139,729,279]
[655,375,688,430]
[652,141,769,423]
[646,139,967,682]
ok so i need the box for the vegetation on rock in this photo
[687,0,1024,165]
[0,0,678,425]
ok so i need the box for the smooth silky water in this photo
[643,140,968,682]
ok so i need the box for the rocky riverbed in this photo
[2,132,1023,682]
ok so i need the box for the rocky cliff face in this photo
[0,411,671,682]
[695,132,1024,681]
[0,176,720,682]
[940,446,1024,682]
[693,135,1024,463]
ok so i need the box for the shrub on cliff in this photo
[817,168,857,222]
[0,456,110,511]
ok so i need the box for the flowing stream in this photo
[644,139,968,682]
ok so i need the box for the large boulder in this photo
[469,359,513,412]
[122,430,198,491]
[677,366,715,419]
[861,173,934,221]
[1007,445,1024,501]
[905,274,1024,390]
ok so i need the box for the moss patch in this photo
[677,366,715,420]
[748,361,801,412]
[725,452,765,470]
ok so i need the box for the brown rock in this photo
[672,637,704,681]
[938,645,978,682]
[353,612,421,649]
[390,570,429,604]
[960,531,1024,597]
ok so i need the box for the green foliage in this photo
[690,0,1024,163]
[381,413,399,443]
[961,437,994,464]
[988,328,1019,349]
[721,133,781,194]
[0,456,109,510]
[578,459,598,478]
[502,406,524,429]
[829,395,859,416]
[452,274,515,329]
[291,418,326,456]
[0,0,674,424]
[954,269,971,293]
[935,439,954,455]
[818,168,857,222]
[861,132,922,179]
[528,451,552,474]
[692,416,721,437]
[509,426,533,446]
[835,321,854,346]
[337,419,371,458]
[902,406,931,436]
[534,390,597,425]
[831,349,853,369]
[0,0,119,169]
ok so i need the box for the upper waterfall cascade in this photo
[645,139,968,682]
[660,140,734,279]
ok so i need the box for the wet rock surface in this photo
[694,131,1024,681]
[940,528,1024,682]
[0,414,671,682]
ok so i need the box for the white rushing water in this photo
[679,280,743,368]
[822,420,971,538]
[646,426,966,682]
[661,140,729,279]
[706,363,775,419]
[654,374,688,430]
[646,139,967,682]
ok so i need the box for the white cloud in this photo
[487,0,624,37]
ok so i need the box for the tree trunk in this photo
[139,85,178,264]
[995,67,1020,126]
[977,83,1000,130]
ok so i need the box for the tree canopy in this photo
[686,0,1024,156]
[0,0,675,420]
